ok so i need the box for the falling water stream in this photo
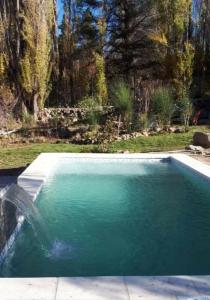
[1,184,72,259]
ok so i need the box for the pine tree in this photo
[107,0,156,82]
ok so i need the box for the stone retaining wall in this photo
[38,107,114,125]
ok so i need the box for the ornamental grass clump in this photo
[110,80,133,135]
[151,87,175,127]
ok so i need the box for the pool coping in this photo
[1,153,210,299]
[1,275,210,299]
[17,153,210,197]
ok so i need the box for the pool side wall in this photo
[0,153,210,266]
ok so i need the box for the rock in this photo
[117,150,130,154]
[123,150,130,154]
[136,132,143,137]
[21,139,29,144]
[75,133,82,143]
[35,137,46,143]
[169,127,176,133]
[193,132,210,148]
[37,107,115,126]
[174,128,185,134]
[121,134,130,141]
[154,127,162,133]
[57,127,71,139]
[186,145,205,154]
[55,140,63,144]
[142,131,149,137]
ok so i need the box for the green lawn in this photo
[109,130,194,153]
[0,126,209,169]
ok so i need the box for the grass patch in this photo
[109,126,209,153]
[0,126,209,169]
[109,131,192,153]
[0,143,95,169]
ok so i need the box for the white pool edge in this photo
[18,153,210,193]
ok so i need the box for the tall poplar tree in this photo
[19,0,54,118]
[193,0,210,97]
[154,0,194,98]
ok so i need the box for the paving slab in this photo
[0,278,58,300]
[125,276,201,300]
[125,276,176,300]
[0,276,209,300]
[178,297,210,300]
[166,276,201,298]
[191,276,210,296]
[56,277,129,300]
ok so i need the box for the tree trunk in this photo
[33,94,39,121]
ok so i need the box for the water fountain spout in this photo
[1,184,50,249]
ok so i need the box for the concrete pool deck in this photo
[1,276,210,299]
[1,153,210,299]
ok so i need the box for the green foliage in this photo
[50,110,60,128]
[20,0,53,115]
[155,0,194,98]
[78,96,102,125]
[179,95,193,128]
[107,0,155,79]
[21,111,35,128]
[151,87,175,126]
[139,113,149,131]
[78,96,101,109]
[109,126,204,153]
[157,0,192,43]
[110,80,133,135]
[173,42,195,98]
[0,54,5,79]
[111,80,133,120]
[94,52,108,105]
[0,0,209,126]
[0,126,209,169]
[0,16,7,81]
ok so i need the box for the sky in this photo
[57,0,64,24]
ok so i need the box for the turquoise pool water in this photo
[1,159,210,277]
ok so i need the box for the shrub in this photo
[151,87,174,126]
[179,95,193,129]
[110,80,133,135]
[139,113,149,131]
[22,111,35,128]
[78,96,101,110]
[78,96,102,126]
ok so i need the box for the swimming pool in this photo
[1,154,210,277]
